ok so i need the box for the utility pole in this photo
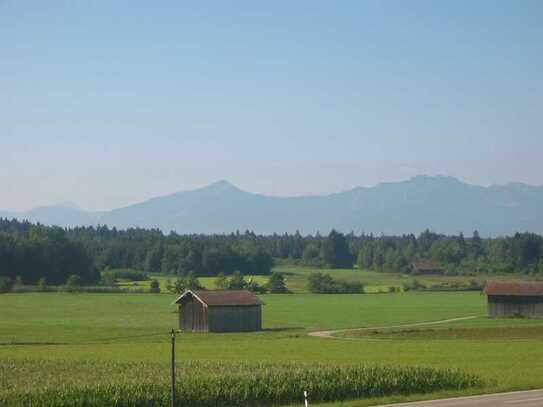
[171,329,176,407]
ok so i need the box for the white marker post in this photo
[171,329,176,407]
[304,390,309,407]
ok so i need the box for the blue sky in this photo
[1,1,542,211]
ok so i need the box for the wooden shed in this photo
[484,282,543,318]
[174,290,262,332]
[411,261,445,276]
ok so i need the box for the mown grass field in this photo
[2,267,543,406]
[0,291,484,345]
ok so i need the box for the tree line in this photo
[0,220,96,286]
[1,217,543,287]
[354,230,543,275]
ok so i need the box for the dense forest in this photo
[0,220,96,285]
[1,218,543,286]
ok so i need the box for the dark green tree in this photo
[228,271,247,289]
[357,242,374,270]
[321,230,353,268]
[266,272,288,293]
[149,279,161,293]
[470,230,484,258]
[144,244,163,274]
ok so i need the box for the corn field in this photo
[0,359,482,406]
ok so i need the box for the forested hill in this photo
[1,218,542,287]
[2,176,543,236]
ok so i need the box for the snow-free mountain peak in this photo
[2,175,543,236]
[201,179,241,193]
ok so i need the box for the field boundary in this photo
[308,316,480,339]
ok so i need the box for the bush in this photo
[0,277,12,293]
[38,278,47,291]
[468,279,483,290]
[100,273,116,286]
[307,272,363,294]
[101,269,148,282]
[403,278,484,292]
[334,280,364,293]
[167,272,203,294]
[228,271,247,290]
[402,279,425,292]
[386,286,399,293]
[214,272,228,289]
[66,274,82,288]
[59,286,145,294]
[149,279,161,293]
[213,271,265,292]
[246,279,266,294]
[423,281,484,292]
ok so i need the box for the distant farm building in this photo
[411,261,445,276]
[484,282,543,318]
[174,290,262,332]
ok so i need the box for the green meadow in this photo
[2,267,543,406]
[117,264,530,294]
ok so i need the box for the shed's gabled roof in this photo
[484,282,543,296]
[175,290,263,306]
[412,261,444,271]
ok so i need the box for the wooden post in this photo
[304,390,309,407]
[171,329,176,407]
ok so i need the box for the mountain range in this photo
[2,175,542,236]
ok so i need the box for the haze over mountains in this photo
[2,176,542,236]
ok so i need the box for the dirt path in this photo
[308,316,479,339]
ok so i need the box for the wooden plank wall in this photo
[208,306,262,332]
[180,301,193,331]
[179,299,209,332]
[488,295,543,317]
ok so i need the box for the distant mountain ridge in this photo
[2,176,542,236]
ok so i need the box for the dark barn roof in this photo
[412,261,444,271]
[175,290,263,306]
[484,282,543,296]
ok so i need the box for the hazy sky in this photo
[2,1,542,211]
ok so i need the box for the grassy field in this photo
[2,267,543,406]
[115,264,537,294]
[274,265,543,293]
[0,291,485,345]
[116,274,270,291]
[343,325,543,340]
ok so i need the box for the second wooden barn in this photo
[484,282,543,318]
[411,261,445,276]
[175,289,262,332]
